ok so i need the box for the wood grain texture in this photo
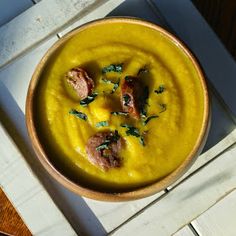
[192,189,236,236]
[173,226,194,236]
[58,0,126,37]
[193,0,236,60]
[0,188,31,236]
[0,122,76,235]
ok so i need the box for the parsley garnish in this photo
[80,92,98,106]
[123,94,131,106]
[96,130,120,151]
[69,109,87,121]
[159,104,167,113]
[111,111,129,116]
[96,121,109,127]
[155,85,165,94]
[121,124,145,146]
[111,79,120,94]
[96,141,111,151]
[102,64,123,74]
[143,115,159,125]
[139,136,145,146]
[102,78,113,84]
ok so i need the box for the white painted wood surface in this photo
[192,189,236,236]
[0,123,76,235]
[0,0,33,27]
[173,226,195,236]
[58,0,126,37]
[0,0,105,69]
[1,0,236,235]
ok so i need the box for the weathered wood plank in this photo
[0,0,33,27]
[151,0,236,118]
[84,192,164,233]
[0,124,76,235]
[0,0,106,69]
[173,226,195,236]
[0,188,31,235]
[192,189,236,236]
[0,36,58,112]
[58,0,126,37]
[111,144,236,235]
[58,0,164,37]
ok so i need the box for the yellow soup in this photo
[36,20,206,191]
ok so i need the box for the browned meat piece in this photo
[121,76,141,119]
[66,67,94,99]
[86,131,122,171]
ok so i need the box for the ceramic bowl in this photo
[26,17,210,201]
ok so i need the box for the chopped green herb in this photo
[80,93,98,106]
[121,124,140,137]
[111,111,129,116]
[121,124,133,128]
[101,78,113,84]
[96,141,111,151]
[121,124,145,146]
[102,63,123,74]
[159,104,167,113]
[95,130,120,151]
[96,121,109,127]
[111,79,120,94]
[137,66,149,75]
[143,115,159,125]
[69,109,87,121]
[139,136,145,146]
[123,94,131,106]
[155,85,165,94]
[140,86,149,118]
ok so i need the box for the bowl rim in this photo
[26,16,210,201]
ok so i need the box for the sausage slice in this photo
[66,67,94,99]
[121,76,141,119]
[86,131,122,171]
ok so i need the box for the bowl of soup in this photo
[26,17,210,201]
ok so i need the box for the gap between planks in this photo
[188,223,200,236]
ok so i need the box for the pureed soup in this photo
[35,19,206,191]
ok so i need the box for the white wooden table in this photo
[0,0,236,235]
